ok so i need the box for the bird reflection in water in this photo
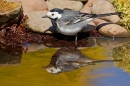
[45,47,121,74]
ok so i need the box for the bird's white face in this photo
[46,66,61,74]
[46,12,62,19]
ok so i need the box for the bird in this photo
[44,47,121,74]
[42,8,121,47]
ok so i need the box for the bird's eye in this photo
[51,70,53,72]
[52,14,54,16]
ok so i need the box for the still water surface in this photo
[0,37,130,86]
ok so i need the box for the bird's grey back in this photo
[62,9,79,17]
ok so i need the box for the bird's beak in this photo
[42,15,48,18]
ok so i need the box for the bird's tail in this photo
[83,59,122,66]
[66,59,121,66]
[91,59,122,63]
[92,12,122,18]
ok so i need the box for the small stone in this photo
[46,0,83,11]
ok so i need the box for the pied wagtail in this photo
[42,8,121,46]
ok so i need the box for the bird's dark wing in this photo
[60,12,94,26]
[60,10,121,26]
[68,13,94,25]
[67,12,122,25]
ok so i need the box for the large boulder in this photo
[0,1,23,29]
[9,0,48,14]
[46,0,83,11]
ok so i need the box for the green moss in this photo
[114,0,130,30]
[0,0,20,13]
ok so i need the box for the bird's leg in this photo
[75,34,78,48]
[112,36,115,40]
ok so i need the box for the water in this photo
[0,37,130,86]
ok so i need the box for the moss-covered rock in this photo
[0,0,20,13]
[0,0,23,29]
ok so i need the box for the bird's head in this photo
[42,8,63,20]
[46,66,61,74]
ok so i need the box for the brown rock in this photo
[106,0,114,3]
[0,1,23,29]
[46,0,83,11]
[92,0,120,23]
[23,11,56,34]
[80,0,99,13]
[93,19,130,37]
[9,0,48,14]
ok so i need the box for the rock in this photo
[80,0,99,13]
[93,19,130,37]
[9,0,48,14]
[92,0,120,23]
[23,11,57,34]
[0,1,23,29]
[46,0,83,11]
[106,0,114,3]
